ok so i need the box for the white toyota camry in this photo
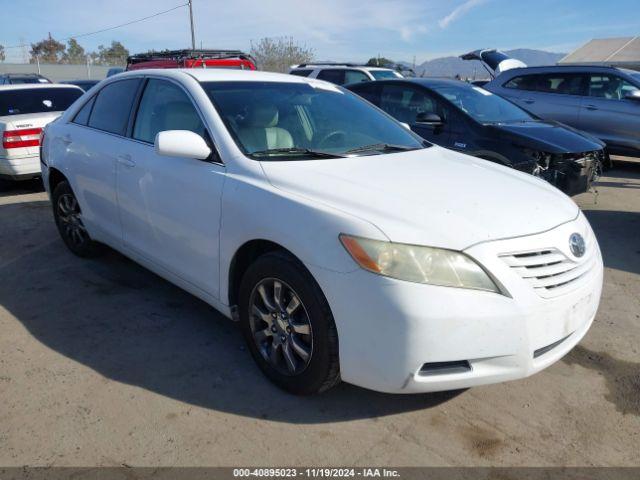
[41,69,603,395]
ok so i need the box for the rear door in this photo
[64,78,142,243]
[116,78,225,298]
[578,73,640,150]
[500,72,584,125]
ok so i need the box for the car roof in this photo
[0,73,46,77]
[495,64,633,76]
[112,68,323,84]
[348,77,469,88]
[0,83,84,92]
[292,64,395,71]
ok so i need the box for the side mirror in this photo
[415,112,443,126]
[155,130,211,160]
[624,90,640,101]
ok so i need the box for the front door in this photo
[378,83,451,146]
[578,74,640,151]
[116,78,226,298]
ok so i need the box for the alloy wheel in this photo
[57,193,88,247]
[249,278,313,376]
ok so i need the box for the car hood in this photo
[260,146,579,250]
[487,121,604,154]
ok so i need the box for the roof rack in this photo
[127,49,255,65]
[294,62,368,68]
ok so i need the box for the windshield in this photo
[431,84,535,124]
[370,70,402,80]
[0,88,83,116]
[201,81,426,159]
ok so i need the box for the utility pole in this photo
[188,0,196,50]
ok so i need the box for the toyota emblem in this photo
[569,233,586,258]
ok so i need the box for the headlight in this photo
[340,234,502,294]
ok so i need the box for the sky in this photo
[2,0,640,64]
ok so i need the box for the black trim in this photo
[419,361,472,376]
[533,334,572,358]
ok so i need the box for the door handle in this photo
[117,154,136,168]
[523,98,535,104]
[61,134,72,145]
[584,104,598,111]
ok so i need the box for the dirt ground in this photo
[0,159,638,467]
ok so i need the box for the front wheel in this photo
[238,251,340,395]
[52,181,102,257]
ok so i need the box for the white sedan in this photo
[41,69,603,394]
[0,83,83,181]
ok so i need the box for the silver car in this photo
[485,66,640,159]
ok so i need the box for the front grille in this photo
[499,228,597,298]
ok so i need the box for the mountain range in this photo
[398,49,566,79]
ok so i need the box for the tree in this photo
[62,38,86,64]
[250,37,314,73]
[0,44,5,62]
[366,57,394,68]
[95,41,129,66]
[30,33,65,63]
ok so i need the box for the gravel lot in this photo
[0,159,638,467]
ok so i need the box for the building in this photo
[559,37,640,70]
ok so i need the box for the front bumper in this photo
[0,154,42,180]
[309,215,603,393]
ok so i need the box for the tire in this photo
[52,181,102,258]
[238,251,340,395]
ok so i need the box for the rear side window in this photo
[316,69,346,85]
[88,79,140,135]
[504,75,539,91]
[73,96,96,125]
[536,74,584,95]
[0,88,83,116]
[290,69,313,77]
[133,79,205,144]
[344,70,370,84]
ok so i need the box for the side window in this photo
[72,96,96,126]
[344,70,370,84]
[290,69,313,77]
[379,85,443,124]
[350,83,382,106]
[588,74,640,100]
[133,79,205,144]
[316,69,346,85]
[503,75,539,91]
[536,74,584,95]
[88,79,140,135]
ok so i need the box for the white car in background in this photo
[289,63,403,85]
[41,69,602,395]
[1,83,83,181]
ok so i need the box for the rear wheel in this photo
[238,251,340,395]
[52,181,102,257]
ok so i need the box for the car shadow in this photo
[0,200,462,424]
[0,178,45,197]
[581,209,640,276]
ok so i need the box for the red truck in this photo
[126,49,257,71]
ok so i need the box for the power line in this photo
[2,2,188,49]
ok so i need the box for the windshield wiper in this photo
[250,147,345,159]
[345,143,419,154]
